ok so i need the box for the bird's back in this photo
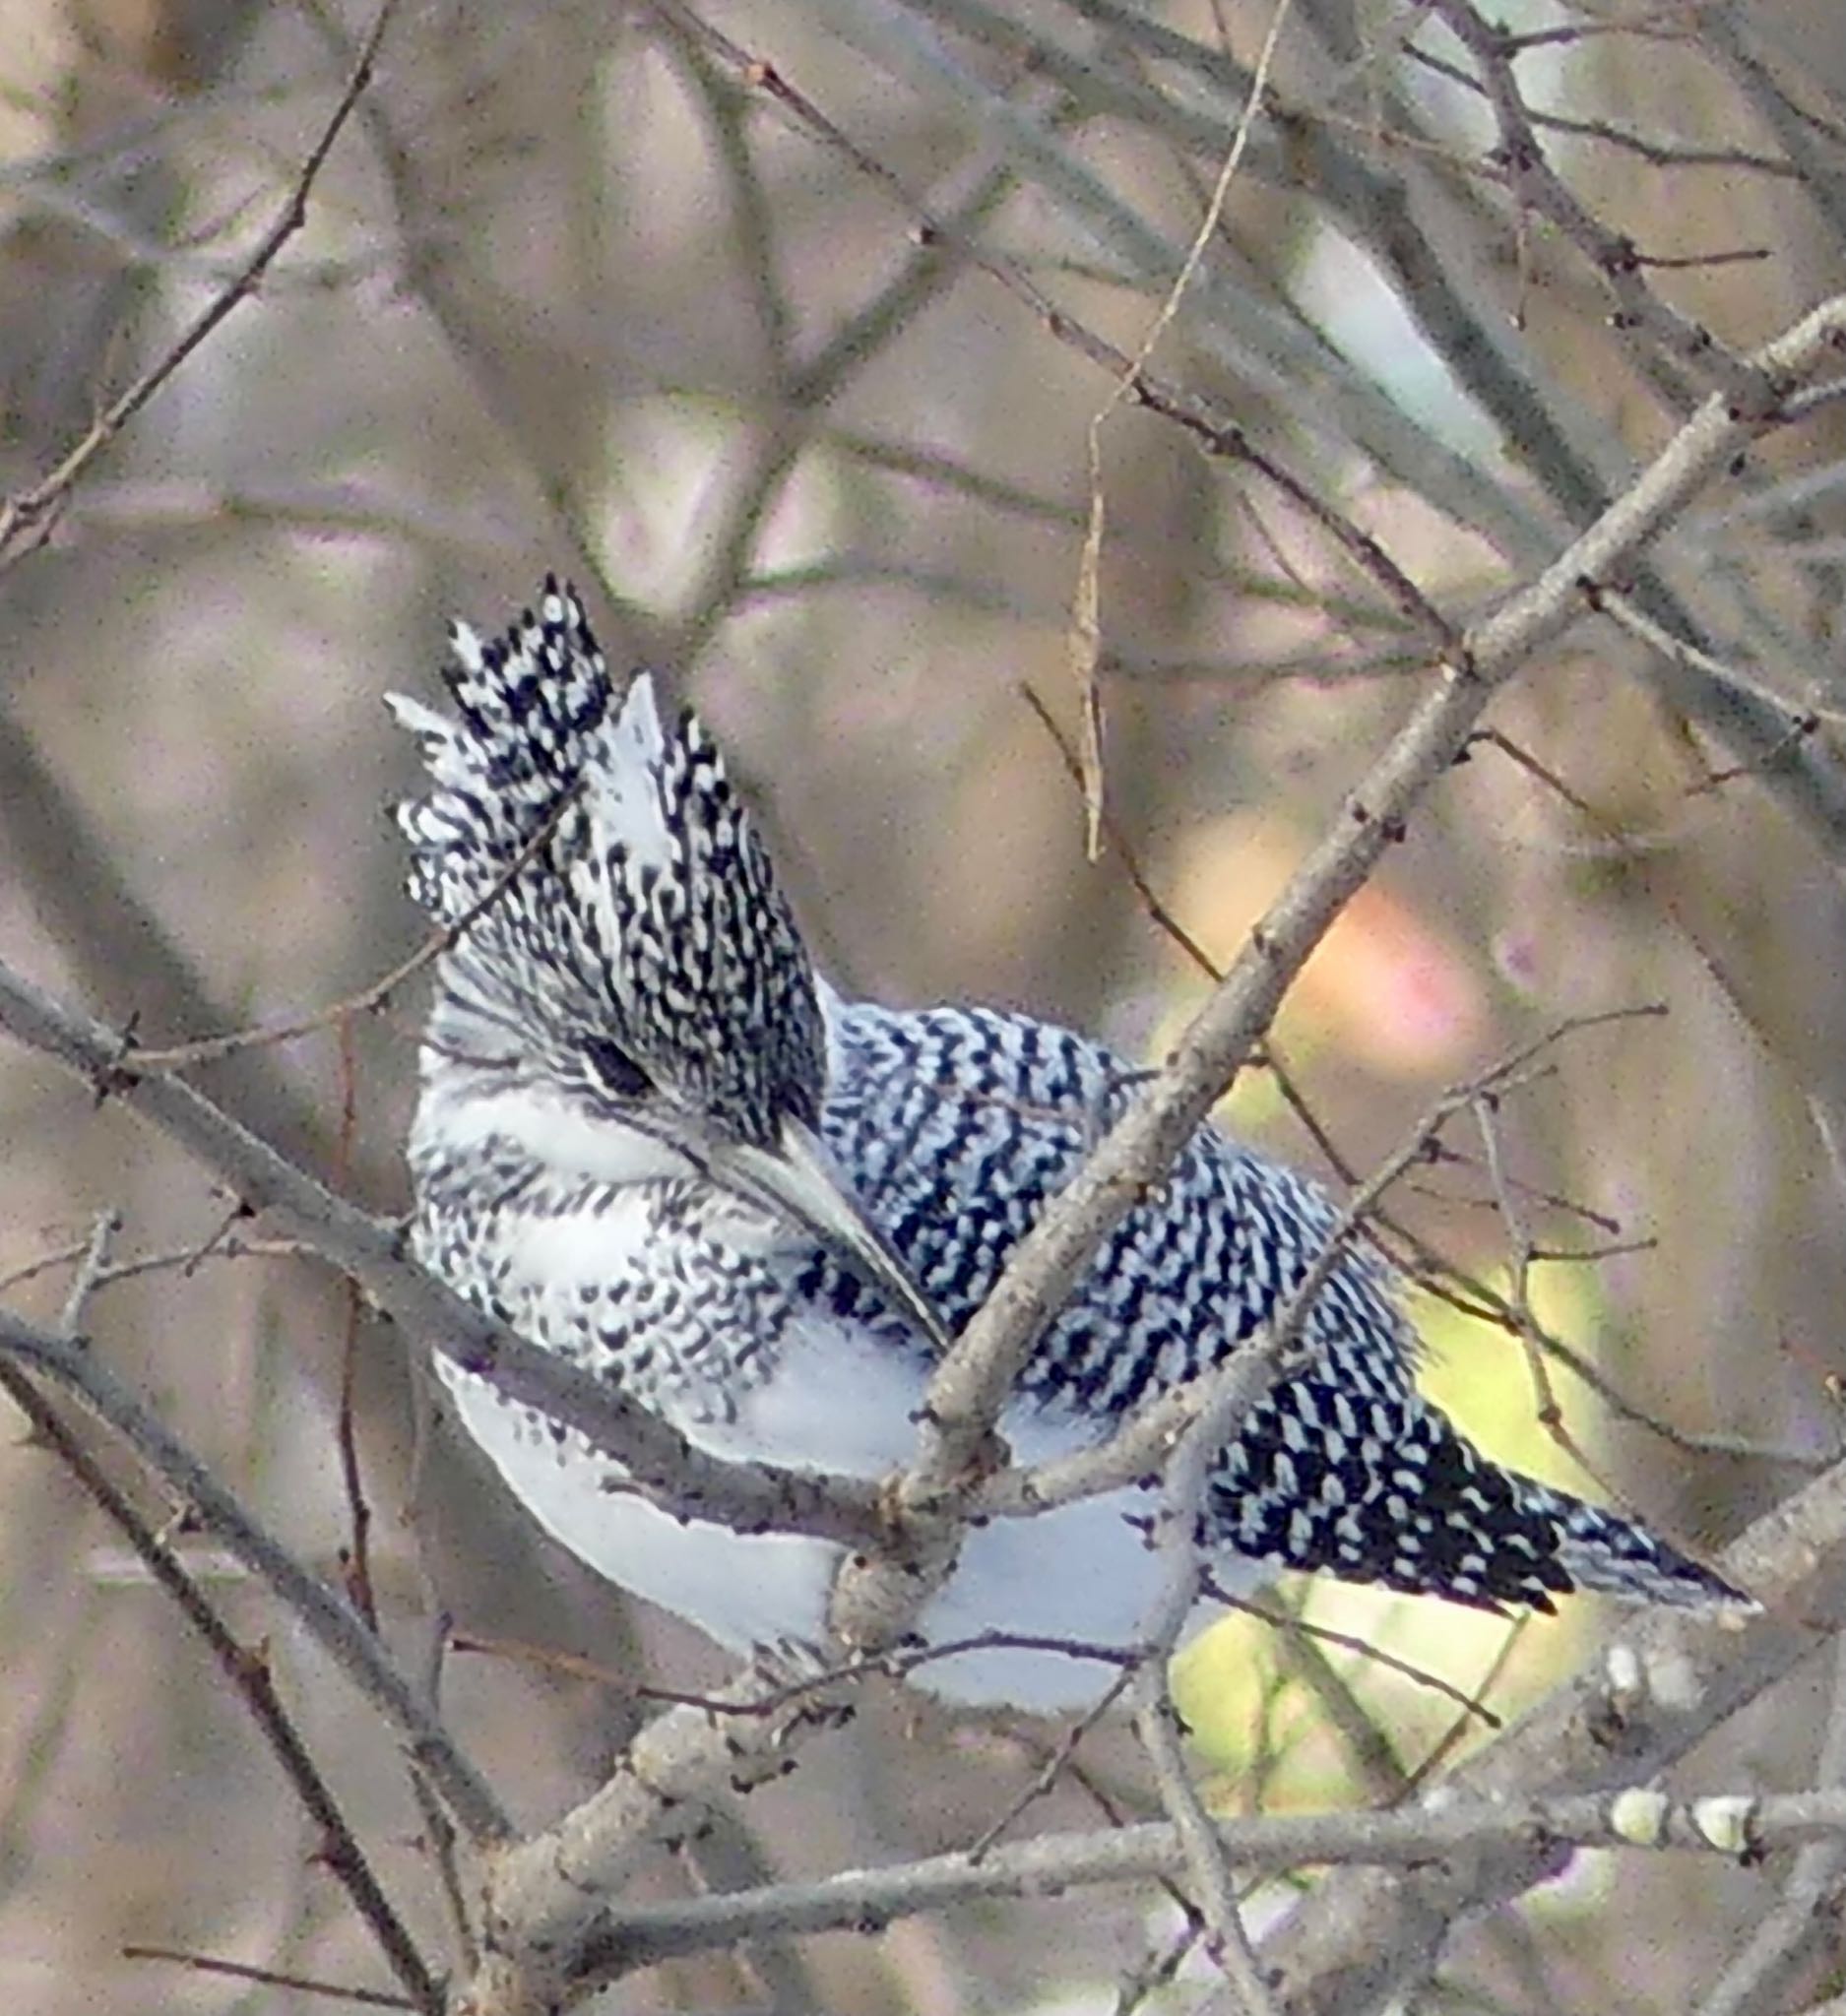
[816,997,1745,1620]
[810,997,1410,1413]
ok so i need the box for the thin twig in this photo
[58,1211,120,1339]
[121,1944,414,2010]
[128,770,581,1072]
[1129,1328,1286,2016]
[0,1356,442,2012]
[963,1678,1133,1861]
[0,1,398,567]
[1472,1092,1629,1512]
[1132,1665,1283,2016]
[1067,0,1295,858]
[1419,0,1762,409]
[0,1305,509,1850]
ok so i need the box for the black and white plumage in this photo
[392,580,1749,1710]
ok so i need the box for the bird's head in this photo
[391,579,941,1344]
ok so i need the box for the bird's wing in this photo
[810,1000,1418,1424]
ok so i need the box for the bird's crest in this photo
[390,580,825,1144]
[388,577,615,918]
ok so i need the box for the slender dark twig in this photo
[0,0,399,567]
[0,1306,509,1850]
[122,1944,414,2010]
[0,1357,442,2012]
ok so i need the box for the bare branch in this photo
[588,1765,1846,1972]
[0,1,397,568]
[122,1944,414,2010]
[0,1304,508,1855]
[0,1352,440,2010]
[0,958,886,1552]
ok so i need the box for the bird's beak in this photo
[716,1119,949,1353]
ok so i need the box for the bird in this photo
[390,578,1751,1712]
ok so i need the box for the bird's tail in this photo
[1536,1481,1754,1611]
[1212,1384,1753,1615]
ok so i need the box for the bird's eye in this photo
[584,1036,649,1098]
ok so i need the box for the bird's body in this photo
[395,583,1747,1712]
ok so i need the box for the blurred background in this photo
[4,0,1846,2009]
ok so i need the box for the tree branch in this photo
[0,1304,509,1852]
[0,0,397,568]
[589,1764,1846,1972]
[0,959,885,1552]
